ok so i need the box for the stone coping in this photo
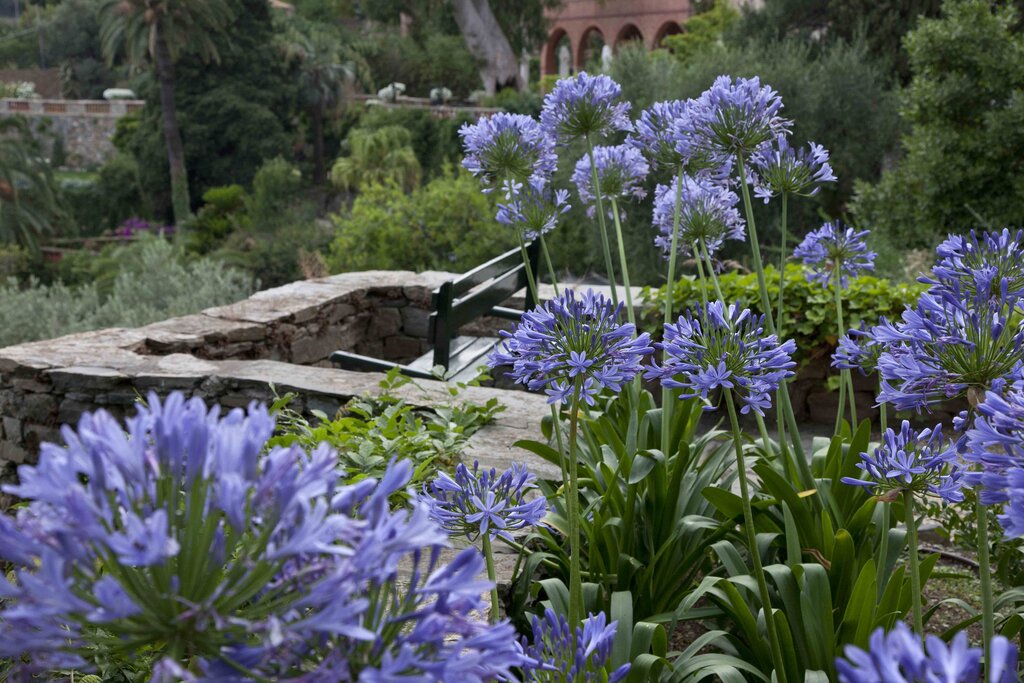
[0,270,586,481]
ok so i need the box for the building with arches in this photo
[541,0,691,78]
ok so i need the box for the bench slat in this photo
[329,350,436,379]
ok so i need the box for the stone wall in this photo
[0,98,143,168]
[0,270,561,484]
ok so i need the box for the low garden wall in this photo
[0,270,559,485]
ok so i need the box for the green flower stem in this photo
[585,136,619,307]
[724,390,789,683]
[776,192,789,336]
[977,503,995,675]
[876,502,889,601]
[735,154,813,493]
[879,378,888,434]
[834,368,848,435]
[833,261,857,428]
[692,241,710,310]
[481,534,501,624]
[517,232,539,304]
[661,173,684,459]
[550,404,569,494]
[567,386,585,628]
[609,197,635,328]
[539,233,560,297]
[904,490,924,635]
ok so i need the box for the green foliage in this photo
[355,32,481,98]
[661,1,739,64]
[481,88,543,117]
[213,210,334,288]
[0,117,67,254]
[641,264,925,359]
[608,39,900,246]
[331,125,422,193]
[511,394,734,624]
[93,154,149,230]
[115,0,296,216]
[851,0,1024,248]
[327,168,516,274]
[348,106,472,181]
[266,368,504,488]
[0,236,252,348]
[247,157,304,230]
[184,184,249,253]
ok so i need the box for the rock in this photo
[367,308,403,339]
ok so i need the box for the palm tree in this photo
[330,126,422,194]
[282,19,369,185]
[99,0,233,226]
[0,118,66,256]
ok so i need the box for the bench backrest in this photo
[428,241,540,368]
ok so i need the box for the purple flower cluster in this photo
[792,221,876,288]
[677,75,791,157]
[874,272,1024,412]
[0,393,529,679]
[540,72,632,142]
[749,134,836,202]
[836,623,1018,683]
[521,608,630,683]
[841,420,964,503]
[460,113,557,193]
[832,322,885,376]
[488,289,654,405]
[645,301,797,415]
[628,99,691,168]
[571,144,649,216]
[964,381,1024,537]
[424,461,547,542]
[651,174,744,260]
[497,181,571,239]
[925,228,1024,300]
[115,216,174,239]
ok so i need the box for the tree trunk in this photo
[450,0,520,95]
[311,104,326,185]
[154,30,191,227]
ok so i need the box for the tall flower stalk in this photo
[647,301,796,683]
[489,290,652,627]
[841,420,963,634]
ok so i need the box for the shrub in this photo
[850,0,1024,248]
[640,263,926,360]
[348,106,472,181]
[330,125,422,193]
[213,212,334,288]
[247,157,304,231]
[327,169,516,274]
[184,184,249,254]
[0,237,253,348]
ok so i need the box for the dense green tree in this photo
[331,125,422,193]
[850,0,1024,247]
[99,0,233,225]
[0,118,66,255]
[120,0,297,217]
[732,0,942,83]
[283,18,365,184]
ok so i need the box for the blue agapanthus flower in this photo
[793,221,876,288]
[520,608,630,683]
[628,99,692,168]
[424,461,547,542]
[540,72,632,142]
[836,622,1018,683]
[571,144,649,216]
[651,173,745,260]
[874,273,1024,412]
[681,75,791,157]
[841,420,964,503]
[497,179,571,239]
[963,380,1024,537]
[749,134,836,202]
[460,112,557,192]
[924,228,1024,300]
[488,289,654,405]
[645,301,797,415]
[832,322,886,376]
[0,394,529,680]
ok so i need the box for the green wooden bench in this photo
[330,241,540,381]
